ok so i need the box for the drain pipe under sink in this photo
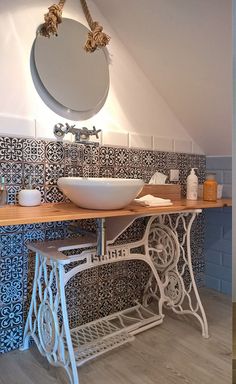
[97,218,107,256]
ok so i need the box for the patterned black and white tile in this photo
[0,137,24,162]
[23,139,45,163]
[0,136,206,353]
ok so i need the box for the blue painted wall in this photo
[204,157,232,295]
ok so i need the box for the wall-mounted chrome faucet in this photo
[54,123,101,143]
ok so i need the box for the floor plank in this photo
[0,288,231,384]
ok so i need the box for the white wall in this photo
[0,0,203,153]
[94,0,232,156]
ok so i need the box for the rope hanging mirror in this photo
[39,0,110,52]
[31,0,110,120]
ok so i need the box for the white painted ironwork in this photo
[143,211,209,338]
[21,209,208,384]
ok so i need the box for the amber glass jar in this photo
[203,173,217,201]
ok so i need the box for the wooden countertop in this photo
[0,199,231,226]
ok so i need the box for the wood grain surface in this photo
[0,199,231,226]
[138,184,181,200]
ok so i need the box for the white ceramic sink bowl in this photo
[57,177,144,210]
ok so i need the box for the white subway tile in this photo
[102,131,129,147]
[35,120,57,140]
[174,139,192,153]
[0,115,35,138]
[153,136,173,152]
[129,133,152,150]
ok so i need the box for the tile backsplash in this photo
[0,136,206,354]
[0,137,206,205]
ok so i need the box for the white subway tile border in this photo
[153,136,173,152]
[129,133,152,150]
[0,115,35,138]
[0,115,205,155]
[174,139,193,154]
[102,131,129,147]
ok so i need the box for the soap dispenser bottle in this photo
[186,168,198,200]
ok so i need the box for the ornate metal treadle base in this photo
[71,304,163,366]
[20,210,208,384]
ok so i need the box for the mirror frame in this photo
[31,18,110,120]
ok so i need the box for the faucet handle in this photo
[92,126,101,138]
[54,123,67,139]
[53,122,101,142]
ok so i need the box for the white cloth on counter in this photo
[134,194,173,207]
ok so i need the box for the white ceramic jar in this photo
[18,189,41,207]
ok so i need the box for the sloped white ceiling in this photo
[93,0,232,155]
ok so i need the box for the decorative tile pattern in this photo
[0,326,23,353]
[114,167,130,179]
[84,144,99,165]
[99,167,114,178]
[23,164,45,186]
[0,225,22,234]
[45,228,66,241]
[114,148,129,166]
[0,302,23,329]
[0,137,24,162]
[0,233,24,258]
[64,143,84,165]
[0,162,23,185]
[129,167,143,179]
[128,149,143,167]
[82,165,100,178]
[45,142,65,164]
[0,135,206,353]
[155,151,167,170]
[142,151,155,168]
[166,152,178,168]
[64,165,82,177]
[100,147,115,167]
[45,185,64,203]
[0,280,23,304]
[23,139,45,162]
[6,186,21,205]
[45,163,65,185]
[0,256,24,282]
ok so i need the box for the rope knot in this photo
[84,21,110,53]
[40,3,63,38]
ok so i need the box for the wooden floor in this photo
[0,288,231,384]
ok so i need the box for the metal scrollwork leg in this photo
[20,253,79,384]
[143,211,209,338]
[143,219,180,307]
[20,210,208,384]
[164,271,185,306]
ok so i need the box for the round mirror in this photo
[31,18,109,120]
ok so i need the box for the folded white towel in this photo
[134,194,173,207]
